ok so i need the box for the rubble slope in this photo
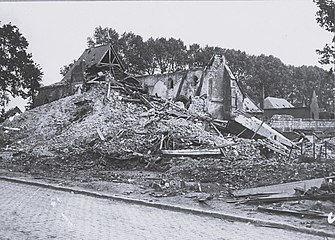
[1,85,335,190]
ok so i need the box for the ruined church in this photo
[34,44,262,120]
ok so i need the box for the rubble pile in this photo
[1,84,335,190]
[163,152,335,190]
[0,85,230,175]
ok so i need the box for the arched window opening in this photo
[193,75,199,86]
[168,78,174,89]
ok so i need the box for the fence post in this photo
[313,134,315,160]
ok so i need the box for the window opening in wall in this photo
[168,78,174,89]
[234,93,238,109]
[193,75,199,86]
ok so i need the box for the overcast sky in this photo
[1,0,332,110]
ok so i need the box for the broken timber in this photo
[96,127,105,141]
[161,149,223,156]
[257,206,328,219]
[232,113,294,147]
[236,192,335,204]
[225,112,295,156]
[136,94,156,109]
[2,126,20,131]
[257,139,290,156]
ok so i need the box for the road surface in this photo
[0,180,327,240]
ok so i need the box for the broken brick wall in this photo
[137,69,203,100]
[137,55,253,120]
[203,56,229,119]
[70,61,86,84]
[230,78,244,113]
[264,107,311,120]
[269,118,335,132]
[203,56,253,119]
[137,64,233,119]
[34,84,73,108]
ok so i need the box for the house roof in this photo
[264,97,294,109]
[4,106,22,118]
[79,45,110,68]
[61,44,124,83]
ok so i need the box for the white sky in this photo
[0,0,332,110]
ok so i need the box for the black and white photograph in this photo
[0,0,334,239]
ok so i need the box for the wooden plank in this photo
[98,63,121,67]
[233,114,295,148]
[210,122,224,138]
[161,149,222,156]
[236,128,248,137]
[96,127,105,141]
[213,119,229,124]
[206,143,239,149]
[233,192,282,198]
[258,139,289,156]
[233,178,325,197]
[251,119,264,139]
[3,126,20,131]
[121,98,142,103]
[159,134,165,150]
[106,81,111,98]
[166,109,189,119]
[244,192,335,204]
[137,94,156,109]
[257,206,328,218]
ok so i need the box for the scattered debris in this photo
[3,126,20,131]
[161,149,223,156]
[196,193,212,203]
[229,175,335,225]
[1,43,335,234]
[1,55,335,215]
[96,127,105,141]
[0,106,22,123]
[257,206,328,219]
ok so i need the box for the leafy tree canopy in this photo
[0,22,43,111]
[62,25,334,112]
[314,0,335,70]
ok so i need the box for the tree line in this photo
[0,22,43,114]
[1,1,332,114]
[314,0,334,71]
[61,26,334,111]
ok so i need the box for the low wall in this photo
[269,118,335,132]
[264,108,311,120]
[34,83,73,107]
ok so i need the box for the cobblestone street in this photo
[0,180,328,240]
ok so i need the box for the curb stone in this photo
[0,176,334,238]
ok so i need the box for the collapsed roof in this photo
[264,97,294,109]
[61,44,126,83]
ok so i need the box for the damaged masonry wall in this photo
[34,83,73,107]
[30,44,293,153]
[34,44,125,107]
[137,55,262,120]
[137,55,293,148]
[34,43,261,121]
[270,117,335,132]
